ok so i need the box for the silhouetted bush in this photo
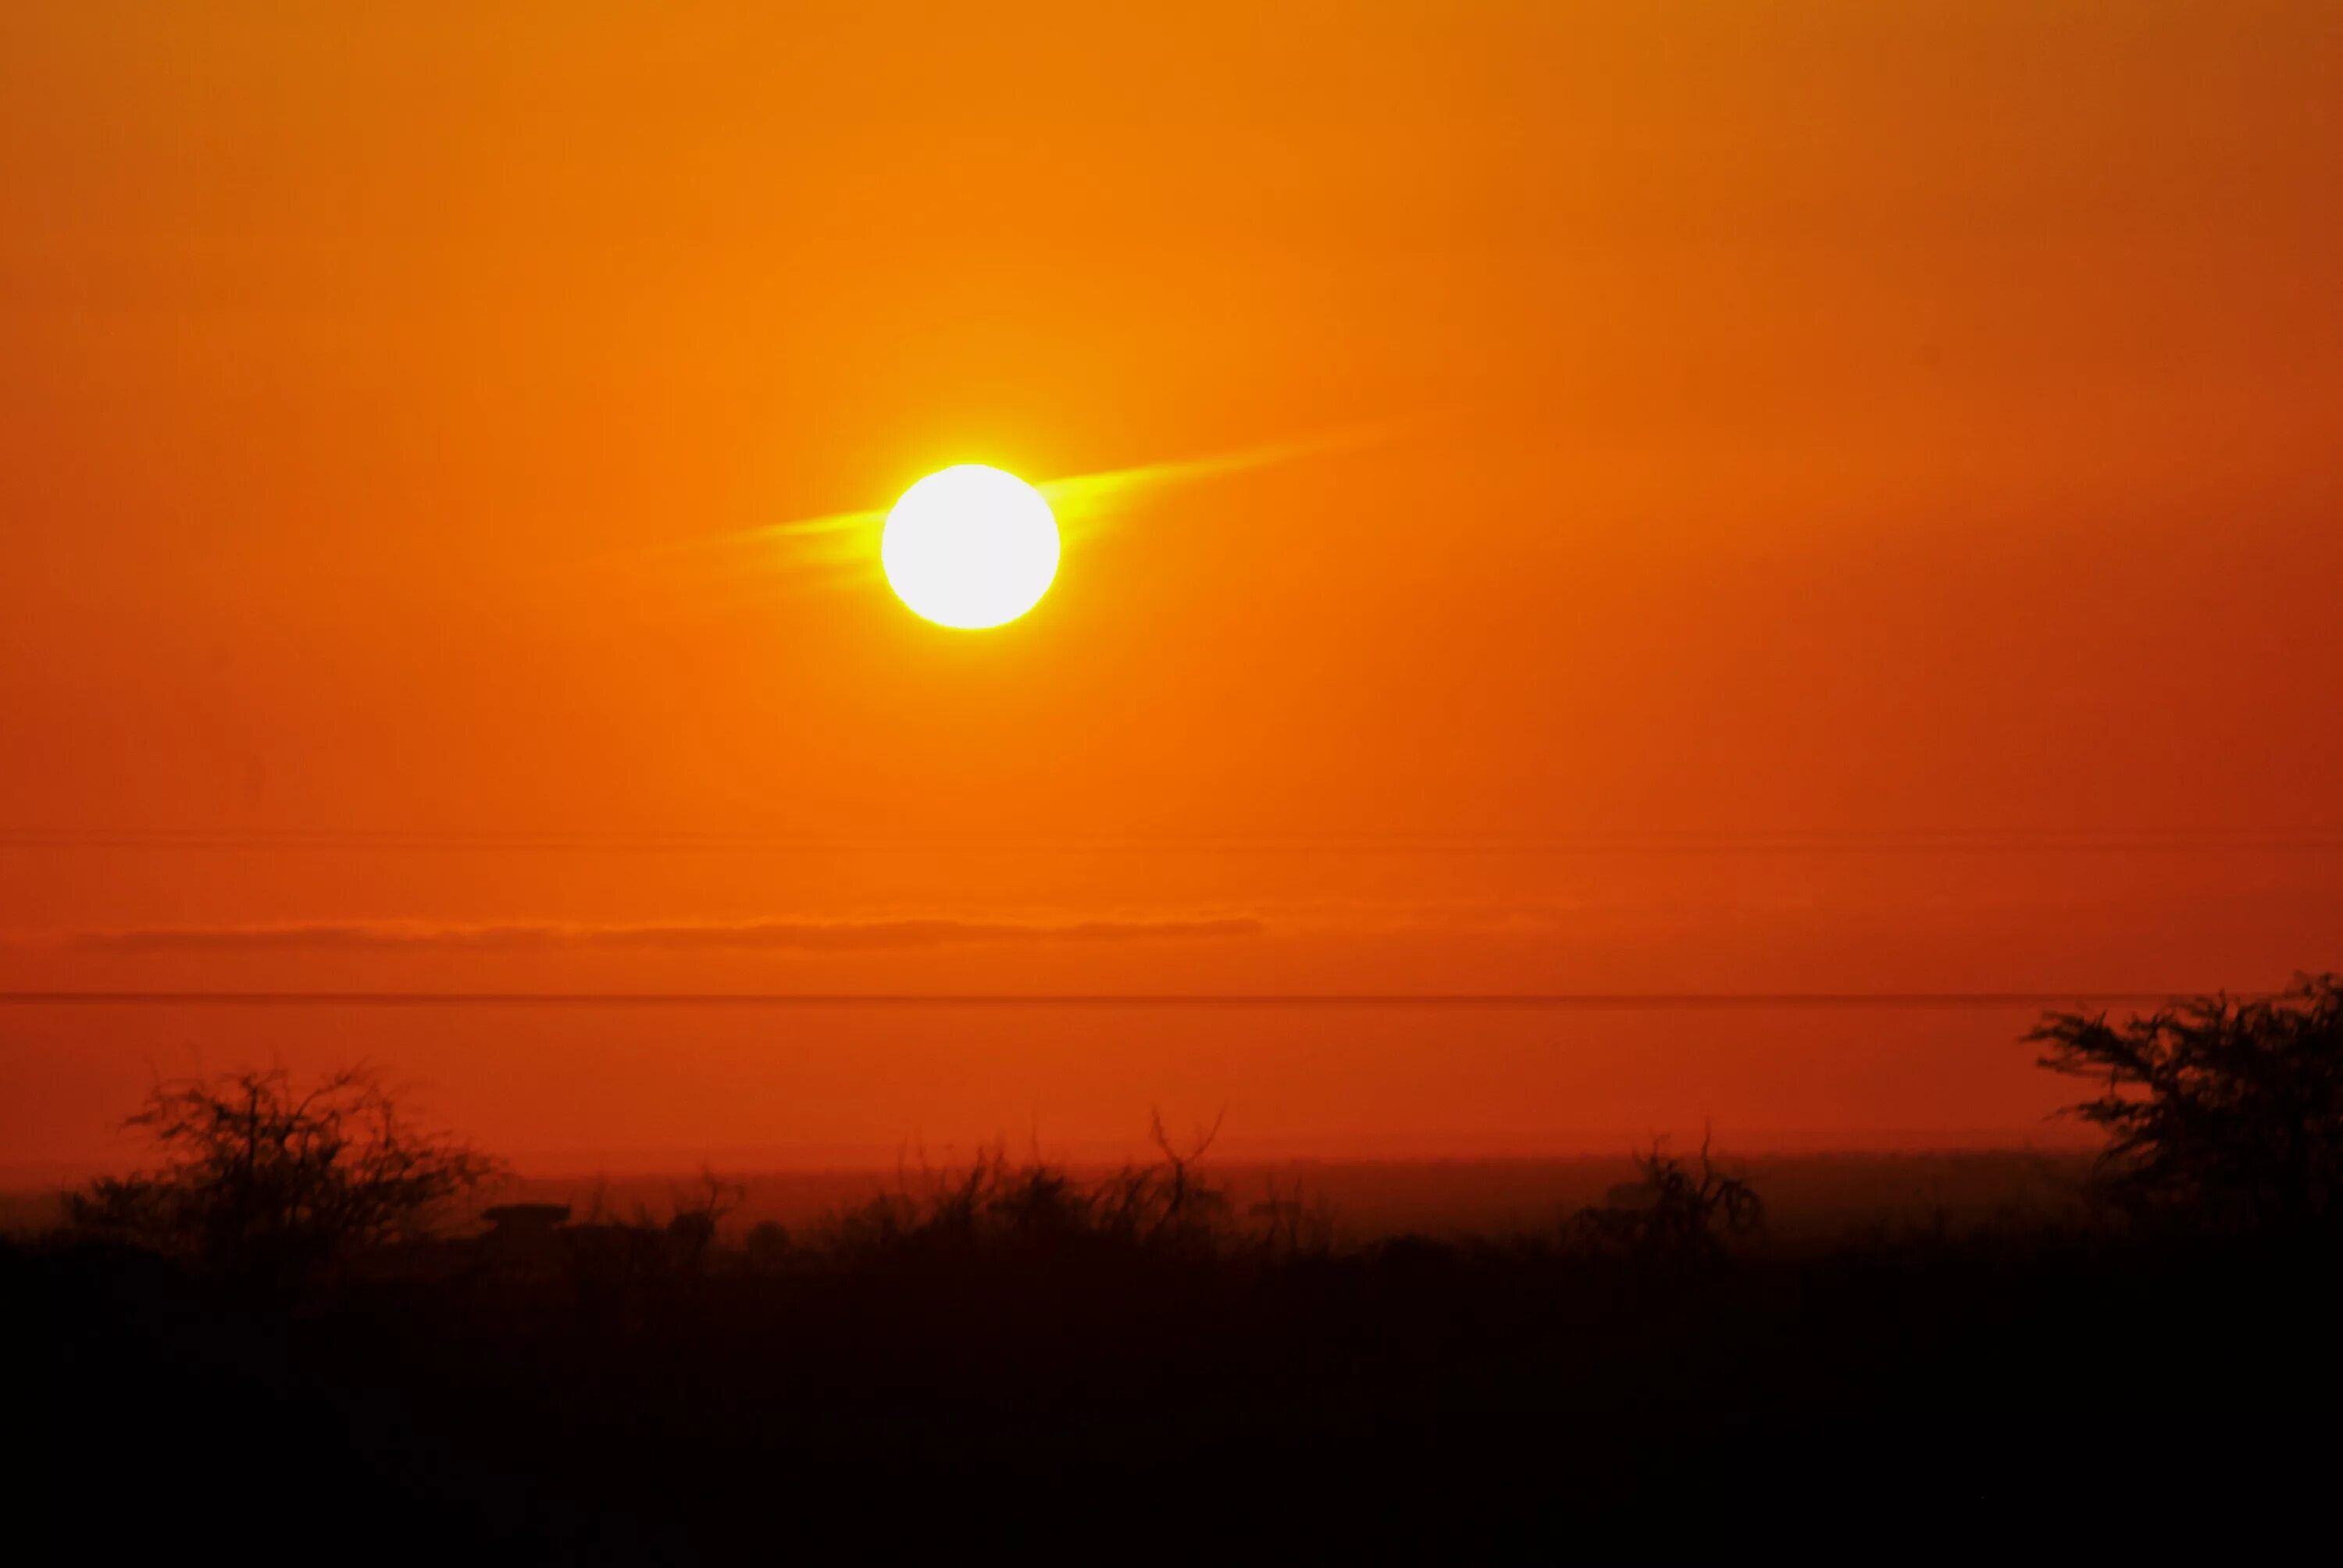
[2032,974,2343,1232]
[743,1219,793,1273]
[66,1065,501,1283]
[665,1169,746,1266]
[818,1112,1236,1267]
[1247,1174,1339,1260]
[1571,1134,1764,1262]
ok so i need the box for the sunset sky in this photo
[4,3,2340,1170]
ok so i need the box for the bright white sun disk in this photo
[879,465,1060,629]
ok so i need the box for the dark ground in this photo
[12,1215,2339,1560]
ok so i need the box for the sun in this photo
[879,465,1060,629]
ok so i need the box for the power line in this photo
[0,989,2208,1010]
[2,828,2339,857]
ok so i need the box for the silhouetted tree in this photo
[69,1065,502,1280]
[2031,974,2343,1231]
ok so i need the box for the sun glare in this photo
[880,465,1060,629]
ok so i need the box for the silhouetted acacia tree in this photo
[2031,974,2343,1231]
[69,1065,503,1279]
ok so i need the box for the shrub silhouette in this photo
[68,1065,501,1281]
[1247,1174,1339,1259]
[665,1169,746,1266]
[2031,974,2343,1231]
[820,1111,1236,1264]
[744,1219,793,1273]
[1571,1133,1764,1260]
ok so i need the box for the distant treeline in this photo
[12,976,2341,1555]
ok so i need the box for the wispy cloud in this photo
[647,418,1410,588]
[66,915,1268,955]
[1036,422,1398,544]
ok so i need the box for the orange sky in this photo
[3,3,2340,1170]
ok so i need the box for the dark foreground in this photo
[14,1221,2341,1561]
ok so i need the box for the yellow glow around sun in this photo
[880,465,1060,629]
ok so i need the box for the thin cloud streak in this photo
[67,915,1269,955]
[694,418,1408,580]
[1036,420,1403,543]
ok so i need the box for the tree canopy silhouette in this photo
[2031,973,2343,1231]
[70,1065,502,1279]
